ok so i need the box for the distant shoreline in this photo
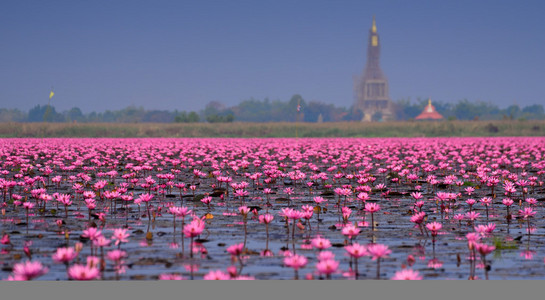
[0,120,544,138]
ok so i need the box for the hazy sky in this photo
[1,0,545,113]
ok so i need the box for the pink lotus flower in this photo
[316,259,339,277]
[313,196,327,204]
[232,275,256,280]
[427,258,443,269]
[465,211,480,221]
[341,224,361,239]
[68,264,100,280]
[282,208,304,220]
[106,249,127,262]
[52,247,77,264]
[111,228,130,246]
[364,202,381,213]
[9,260,48,281]
[56,193,72,206]
[201,196,212,205]
[1,234,10,245]
[357,192,370,202]
[85,199,96,209]
[366,243,391,260]
[259,213,274,224]
[410,212,426,224]
[502,198,514,206]
[480,197,492,207]
[238,206,250,216]
[519,207,537,219]
[425,222,442,236]
[83,191,96,199]
[203,270,231,280]
[82,227,103,241]
[391,269,423,280]
[410,192,422,200]
[526,198,537,206]
[94,180,108,190]
[226,243,245,256]
[475,223,496,236]
[311,236,331,250]
[183,217,205,238]
[344,243,367,258]
[22,202,35,210]
[137,193,154,203]
[453,214,464,221]
[475,243,496,256]
[284,254,308,270]
[316,251,335,261]
[169,206,192,217]
[159,273,186,280]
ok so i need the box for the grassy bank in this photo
[0,120,544,138]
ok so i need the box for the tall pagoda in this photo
[354,16,394,121]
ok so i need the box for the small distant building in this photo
[415,99,444,120]
[317,113,323,123]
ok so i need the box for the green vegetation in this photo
[3,95,544,124]
[493,237,518,250]
[394,98,545,121]
[174,111,200,123]
[1,120,544,138]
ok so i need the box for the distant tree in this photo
[206,113,234,123]
[28,104,64,122]
[187,111,200,122]
[521,104,545,120]
[393,98,426,120]
[175,111,200,123]
[117,106,146,123]
[448,99,499,120]
[343,106,363,121]
[175,111,188,123]
[143,110,175,123]
[432,100,453,119]
[304,101,331,122]
[28,105,46,122]
[522,104,544,115]
[101,110,116,122]
[233,97,280,122]
[503,105,521,120]
[204,101,225,117]
[0,108,26,122]
[8,98,545,123]
[206,114,218,123]
[288,94,306,121]
[65,107,85,122]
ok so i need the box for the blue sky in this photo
[1,0,544,113]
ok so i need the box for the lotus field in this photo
[1,137,545,280]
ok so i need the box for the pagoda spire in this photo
[354,16,393,121]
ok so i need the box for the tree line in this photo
[1,95,543,123]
